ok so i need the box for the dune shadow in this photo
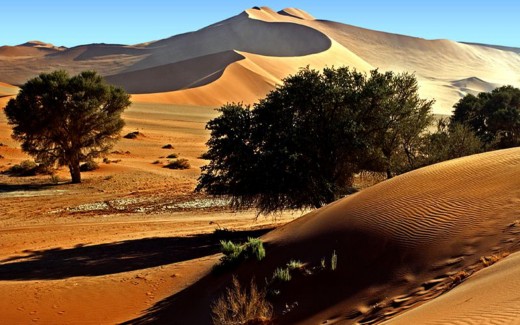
[0,182,64,193]
[0,228,274,281]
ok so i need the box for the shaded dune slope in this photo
[106,51,245,93]
[126,148,520,324]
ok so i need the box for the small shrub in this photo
[215,237,266,272]
[80,160,99,172]
[152,160,162,165]
[331,250,338,271]
[220,240,243,261]
[211,276,272,325]
[286,260,304,271]
[162,144,174,149]
[164,158,190,170]
[199,152,211,160]
[272,267,291,282]
[123,131,141,139]
[166,153,179,159]
[103,157,110,164]
[244,237,266,261]
[2,160,51,176]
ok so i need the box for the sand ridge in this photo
[135,148,520,324]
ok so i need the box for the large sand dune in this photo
[2,7,520,114]
[386,251,520,324]
[127,148,520,324]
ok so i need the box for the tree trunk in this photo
[69,163,81,183]
[386,156,393,179]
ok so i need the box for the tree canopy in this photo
[197,67,434,213]
[451,85,520,148]
[4,70,131,183]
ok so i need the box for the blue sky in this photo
[2,1,518,47]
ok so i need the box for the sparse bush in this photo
[123,131,141,139]
[211,276,272,325]
[162,144,174,149]
[152,160,162,165]
[164,158,190,170]
[286,260,304,271]
[166,153,179,159]
[103,157,110,164]
[80,160,99,172]
[272,267,292,282]
[215,237,266,272]
[2,160,51,176]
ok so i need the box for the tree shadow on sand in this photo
[0,228,273,281]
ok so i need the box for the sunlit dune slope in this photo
[129,148,520,324]
[385,251,520,324]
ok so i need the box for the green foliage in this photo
[420,119,483,165]
[286,260,304,270]
[163,158,190,169]
[198,67,434,213]
[451,86,520,148]
[215,237,266,272]
[4,70,131,183]
[211,276,272,325]
[272,267,292,282]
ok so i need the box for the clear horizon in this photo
[2,1,519,48]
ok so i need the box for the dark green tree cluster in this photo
[4,70,131,183]
[450,86,520,149]
[420,85,520,166]
[197,67,434,213]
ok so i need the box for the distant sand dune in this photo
[1,7,520,114]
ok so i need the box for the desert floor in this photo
[0,101,304,324]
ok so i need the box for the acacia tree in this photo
[4,70,131,183]
[198,67,433,213]
[359,70,434,177]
